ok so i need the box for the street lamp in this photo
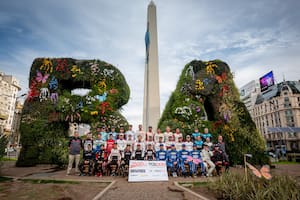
[244,153,252,181]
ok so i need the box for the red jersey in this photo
[106,139,115,155]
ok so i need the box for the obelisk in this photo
[143,0,160,132]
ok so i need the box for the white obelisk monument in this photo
[143,1,160,132]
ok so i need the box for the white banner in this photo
[128,160,169,182]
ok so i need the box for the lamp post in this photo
[244,153,252,181]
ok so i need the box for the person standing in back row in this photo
[67,131,83,176]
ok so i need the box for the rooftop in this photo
[255,81,300,104]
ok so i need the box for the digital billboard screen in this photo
[259,71,274,92]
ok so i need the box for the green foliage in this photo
[18,58,130,166]
[210,172,300,200]
[0,136,7,160]
[17,120,69,167]
[0,136,8,173]
[158,60,267,164]
[0,176,13,182]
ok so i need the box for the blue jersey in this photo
[156,150,167,161]
[191,150,201,159]
[179,150,190,162]
[194,140,203,149]
[110,132,118,140]
[202,133,212,140]
[192,132,200,140]
[167,150,178,162]
[93,139,105,152]
[100,132,108,141]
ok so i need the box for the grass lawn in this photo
[276,160,299,165]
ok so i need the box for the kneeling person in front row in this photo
[132,144,144,160]
[144,143,156,160]
[179,144,192,177]
[156,143,167,161]
[167,144,179,177]
[79,144,94,176]
[107,142,121,176]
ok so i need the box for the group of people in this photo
[66,124,229,177]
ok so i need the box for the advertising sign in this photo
[259,71,275,92]
[128,160,168,182]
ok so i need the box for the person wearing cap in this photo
[106,133,115,155]
[156,143,167,161]
[132,143,144,160]
[204,137,213,150]
[100,126,108,141]
[144,143,156,160]
[154,128,164,143]
[166,134,176,149]
[184,135,193,152]
[145,135,155,150]
[126,133,135,152]
[154,135,166,152]
[134,134,145,152]
[83,132,94,152]
[118,126,125,138]
[201,143,215,177]
[174,128,183,143]
[125,124,135,141]
[122,144,132,166]
[167,144,179,177]
[94,144,106,177]
[146,126,154,141]
[175,136,183,151]
[117,133,127,153]
[109,126,118,141]
[93,133,106,153]
[179,143,192,177]
[135,124,146,142]
[164,126,174,143]
[107,142,121,176]
[191,144,205,177]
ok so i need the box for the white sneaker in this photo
[172,172,177,177]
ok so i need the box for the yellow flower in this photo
[71,65,82,77]
[98,79,107,93]
[205,62,218,75]
[223,124,230,130]
[40,58,53,73]
[195,79,204,90]
[90,111,98,115]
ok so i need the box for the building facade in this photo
[250,81,300,152]
[0,72,21,136]
[240,80,261,111]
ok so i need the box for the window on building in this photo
[288,132,296,138]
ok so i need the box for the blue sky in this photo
[1,0,300,129]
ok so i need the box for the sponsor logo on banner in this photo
[128,160,168,182]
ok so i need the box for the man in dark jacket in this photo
[67,131,83,175]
